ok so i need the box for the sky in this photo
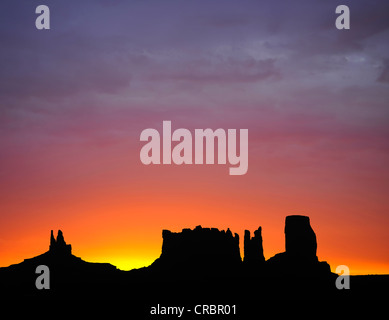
[0,0,389,274]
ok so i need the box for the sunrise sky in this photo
[1,0,388,275]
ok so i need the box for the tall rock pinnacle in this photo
[266,215,330,275]
[243,227,265,266]
[285,215,317,258]
[49,230,72,255]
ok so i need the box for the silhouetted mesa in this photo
[266,215,330,275]
[151,225,241,275]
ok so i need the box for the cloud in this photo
[0,33,143,100]
[147,57,280,85]
[0,0,388,146]
[377,59,389,83]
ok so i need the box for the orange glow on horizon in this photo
[1,192,388,275]
[0,118,388,276]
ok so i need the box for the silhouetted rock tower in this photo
[49,230,72,255]
[285,215,317,258]
[243,227,265,266]
[266,215,330,275]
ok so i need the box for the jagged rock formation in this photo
[266,215,330,275]
[152,225,241,275]
[151,217,330,277]
[243,227,265,267]
[0,216,345,300]
[49,230,72,255]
